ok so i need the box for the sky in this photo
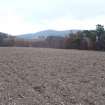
[0,0,105,35]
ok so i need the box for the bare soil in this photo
[0,47,105,105]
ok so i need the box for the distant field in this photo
[0,47,105,105]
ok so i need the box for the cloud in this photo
[38,14,105,30]
[0,0,105,35]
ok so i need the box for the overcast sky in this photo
[0,0,105,35]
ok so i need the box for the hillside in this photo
[16,29,79,40]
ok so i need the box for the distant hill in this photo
[16,29,79,40]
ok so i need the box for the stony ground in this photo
[0,47,105,105]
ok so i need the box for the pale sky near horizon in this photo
[0,0,105,35]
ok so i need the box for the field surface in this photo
[0,47,105,105]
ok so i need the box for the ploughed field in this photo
[0,47,105,105]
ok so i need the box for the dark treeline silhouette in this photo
[64,24,105,50]
[0,32,15,46]
[64,30,96,50]
[0,24,105,51]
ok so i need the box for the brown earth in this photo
[0,47,105,105]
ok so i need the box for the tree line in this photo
[64,24,105,50]
[0,24,105,51]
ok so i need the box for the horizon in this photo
[0,0,105,35]
[0,28,97,36]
